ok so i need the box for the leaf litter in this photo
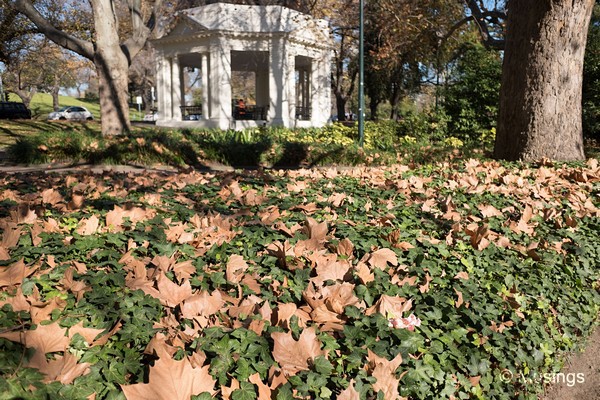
[0,159,599,399]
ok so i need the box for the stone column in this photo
[269,36,294,127]
[163,57,173,120]
[311,55,330,126]
[209,39,232,129]
[201,53,209,119]
[171,56,183,121]
[155,56,166,122]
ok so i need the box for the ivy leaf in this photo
[232,381,257,400]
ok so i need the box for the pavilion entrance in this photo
[152,3,331,130]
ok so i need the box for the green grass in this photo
[28,93,103,120]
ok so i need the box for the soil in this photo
[541,326,600,400]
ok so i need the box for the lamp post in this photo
[358,0,365,147]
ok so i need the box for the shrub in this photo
[442,43,502,141]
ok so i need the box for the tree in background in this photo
[443,43,501,140]
[129,47,157,112]
[11,0,165,135]
[364,0,467,120]
[1,36,51,108]
[320,0,359,121]
[583,2,600,140]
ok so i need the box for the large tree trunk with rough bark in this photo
[92,0,132,135]
[494,0,594,161]
[13,0,162,136]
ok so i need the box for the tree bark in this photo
[92,0,132,135]
[495,0,594,161]
[51,74,60,111]
[12,0,163,136]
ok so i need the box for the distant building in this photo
[151,3,332,130]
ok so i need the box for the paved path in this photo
[541,325,600,400]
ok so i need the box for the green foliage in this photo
[1,159,599,399]
[583,5,600,140]
[7,120,493,168]
[442,43,502,141]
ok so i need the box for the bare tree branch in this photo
[463,0,506,49]
[12,0,95,59]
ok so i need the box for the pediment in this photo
[164,17,207,38]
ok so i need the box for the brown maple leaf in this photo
[30,297,67,323]
[28,352,91,384]
[249,372,271,400]
[226,255,248,284]
[366,248,398,270]
[355,261,375,284]
[68,321,106,345]
[0,259,36,288]
[0,286,30,312]
[314,258,351,283]
[181,290,225,320]
[76,215,100,236]
[338,380,360,400]
[121,355,216,400]
[155,273,193,307]
[0,321,70,354]
[366,295,412,318]
[367,349,405,400]
[271,327,325,376]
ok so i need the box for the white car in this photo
[48,106,94,121]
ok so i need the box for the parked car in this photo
[143,111,158,122]
[47,106,94,121]
[0,102,32,119]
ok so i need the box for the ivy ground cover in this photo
[1,159,599,400]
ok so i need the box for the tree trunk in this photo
[52,74,60,111]
[92,0,131,136]
[369,97,379,121]
[389,85,402,120]
[94,53,131,135]
[335,94,347,121]
[495,0,594,161]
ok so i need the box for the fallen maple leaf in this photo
[0,259,36,288]
[121,355,216,400]
[181,290,224,320]
[76,215,100,236]
[338,380,360,400]
[155,273,193,307]
[366,295,412,318]
[454,289,464,308]
[0,321,70,354]
[367,349,405,400]
[68,321,106,345]
[221,378,240,400]
[249,372,271,400]
[226,255,248,284]
[27,352,91,384]
[366,248,398,270]
[271,327,325,376]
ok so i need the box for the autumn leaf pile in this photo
[1,159,600,399]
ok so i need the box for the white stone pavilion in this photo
[152,3,332,130]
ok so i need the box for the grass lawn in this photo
[27,93,104,121]
[0,94,146,149]
[0,157,599,399]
